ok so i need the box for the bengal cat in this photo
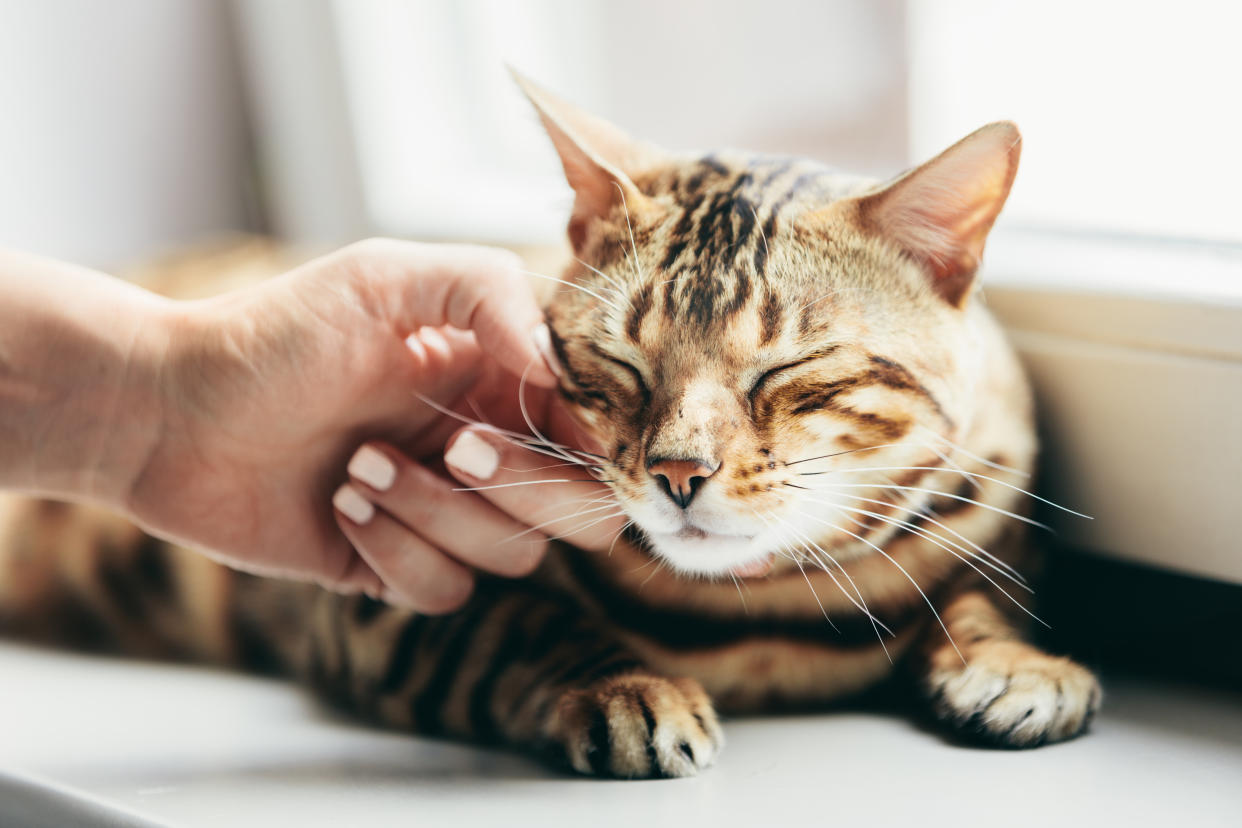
[0,74,1100,778]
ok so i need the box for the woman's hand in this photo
[336,416,628,613]
[122,239,619,608]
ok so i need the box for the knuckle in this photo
[497,537,547,578]
[489,249,525,280]
[459,243,522,275]
[347,236,395,259]
[391,464,450,517]
[415,572,475,615]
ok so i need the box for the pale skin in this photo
[0,239,625,613]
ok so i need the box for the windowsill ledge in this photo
[981,230,1242,586]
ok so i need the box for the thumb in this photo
[341,238,560,388]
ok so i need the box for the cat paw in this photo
[927,640,1101,748]
[545,673,724,778]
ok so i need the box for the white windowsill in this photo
[981,230,1242,585]
[2,642,1240,828]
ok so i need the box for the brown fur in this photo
[0,78,1099,777]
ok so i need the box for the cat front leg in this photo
[916,591,1101,747]
[302,583,722,778]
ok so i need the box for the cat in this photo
[0,73,1099,778]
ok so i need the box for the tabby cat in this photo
[0,74,1099,778]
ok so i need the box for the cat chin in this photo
[642,528,773,579]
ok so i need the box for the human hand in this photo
[123,238,616,608]
[335,414,628,612]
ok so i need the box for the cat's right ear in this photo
[511,69,661,251]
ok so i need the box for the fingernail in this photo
[333,484,374,525]
[445,430,499,480]
[532,323,562,378]
[348,445,396,491]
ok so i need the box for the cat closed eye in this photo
[748,359,813,400]
[599,353,648,395]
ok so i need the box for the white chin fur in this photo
[642,529,766,577]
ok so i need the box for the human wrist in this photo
[94,294,183,513]
[0,249,180,510]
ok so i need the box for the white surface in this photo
[1,641,1239,827]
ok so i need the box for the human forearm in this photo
[0,248,173,508]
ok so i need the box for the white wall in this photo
[909,0,1242,245]
[0,0,252,269]
[326,0,907,244]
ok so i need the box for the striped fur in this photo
[0,83,1099,778]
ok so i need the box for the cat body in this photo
[0,75,1099,778]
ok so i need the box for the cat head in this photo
[517,73,1021,579]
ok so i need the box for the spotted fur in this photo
[0,77,1098,778]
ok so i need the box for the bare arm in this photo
[0,240,597,611]
[0,248,171,507]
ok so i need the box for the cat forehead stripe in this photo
[647,156,854,327]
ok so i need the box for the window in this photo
[909,1,1242,250]
[326,0,909,243]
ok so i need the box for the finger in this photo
[442,427,627,553]
[340,238,560,388]
[332,483,474,614]
[332,552,384,597]
[346,443,546,577]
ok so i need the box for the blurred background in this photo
[1,0,1239,684]
[2,0,1239,267]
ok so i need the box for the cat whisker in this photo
[758,512,891,640]
[463,394,491,429]
[607,519,635,558]
[726,571,750,614]
[540,509,629,545]
[613,181,646,288]
[640,556,669,589]
[798,466,1090,519]
[783,548,839,631]
[795,289,838,316]
[822,492,1027,584]
[570,508,630,537]
[801,482,1052,531]
[516,360,601,472]
[820,501,1043,625]
[750,203,770,260]
[768,513,894,654]
[502,460,597,473]
[919,428,1030,478]
[761,533,838,633]
[527,491,618,515]
[497,500,621,544]
[412,392,601,468]
[573,256,634,308]
[519,268,623,312]
[783,443,904,467]
[797,509,964,664]
[922,441,981,493]
[819,496,1033,598]
[452,478,604,493]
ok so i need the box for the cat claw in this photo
[546,673,724,778]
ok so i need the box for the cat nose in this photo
[647,457,720,509]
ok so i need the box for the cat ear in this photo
[510,69,660,250]
[844,121,1021,307]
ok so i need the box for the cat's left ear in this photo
[830,121,1021,307]
[510,69,663,251]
